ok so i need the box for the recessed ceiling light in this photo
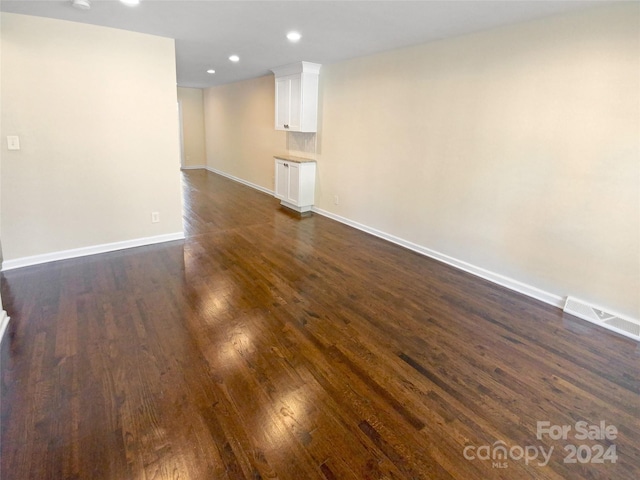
[229,55,240,63]
[287,31,302,42]
[207,69,216,74]
[71,0,91,10]
[120,0,140,6]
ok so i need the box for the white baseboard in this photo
[312,207,564,309]
[180,169,640,319]
[280,200,313,213]
[1,232,185,271]
[204,166,274,196]
[197,166,566,310]
[181,165,207,170]
[0,311,9,345]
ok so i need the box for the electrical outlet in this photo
[334,195,339,205]
[151,212,160,223]
[7,136,20,151]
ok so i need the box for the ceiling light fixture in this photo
[229,55,240,62]
[207,69,216,74]
[286,31,302,42]
[120,0,140,6]
[71,0,91,10]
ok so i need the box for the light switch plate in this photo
[7,136,20,150]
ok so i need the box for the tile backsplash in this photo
[287,132,316,158]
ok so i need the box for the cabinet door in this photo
[275,77,290,130]
[287,163,300,204]
[275,75,303,131]
[275,160,289,199]
[287,75,302,131]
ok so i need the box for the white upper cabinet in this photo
[271,62,321,132]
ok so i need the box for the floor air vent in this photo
[563,297,640,341]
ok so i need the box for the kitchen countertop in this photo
[273,154,316,164]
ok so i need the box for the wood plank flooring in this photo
[1,169,638,479]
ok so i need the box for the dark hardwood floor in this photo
[1,169,638,479]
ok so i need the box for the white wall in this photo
[203,3,639,319]
[316,3,639,318]
[1,13,184,263]
[177,87,207,168]
[204,75,286,187]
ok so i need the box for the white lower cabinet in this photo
[274,157,316,213]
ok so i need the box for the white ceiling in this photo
[1,0,608,88]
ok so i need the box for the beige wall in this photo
[204,75,286,188]
[318,3,640,319]
[1,13,184,261]
[202,3,639,319]
[177,87,206,167]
